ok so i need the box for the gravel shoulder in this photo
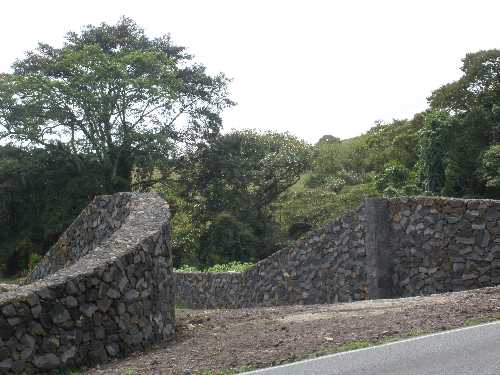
[84,286,500,375]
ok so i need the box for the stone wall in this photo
[0,193,174,374]
[176,196,500,309]
[388,196,500,296]
[176,207,367,308]
[25,194,132,283]
[5,193,500,372]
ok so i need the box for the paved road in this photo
[242,321,500,375]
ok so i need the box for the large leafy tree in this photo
[0,17,233,192]
[172,130,312,264]
[180,130,312,216]
[424,50,500,197]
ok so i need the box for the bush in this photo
[375,162,410,192]
[199,213,259,265]
[174,261,254,273]
[273,181,380,233]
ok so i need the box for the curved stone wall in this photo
[0,193,174,374]
[176,207,367,308]
[25,194,133,283]
[176,196,500,309]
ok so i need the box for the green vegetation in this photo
[464,314,500,327]
[199,366,257,375]
[0,17,231,275]
[175,261,254,273]
[1,18,500,275]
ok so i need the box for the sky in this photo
[1,0,499,143]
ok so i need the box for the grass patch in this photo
[404,328,430,337]
[199,365,257,375]
[464,314,500,327]
[0,277,22,284]
[311,339,374,359]
[175,261,254,273]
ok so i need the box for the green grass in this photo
[272,181,379,230]
[175,261,254,273]
[199,365,257,375]
[464,314,500,327]
[317,339,373,356]
[0,277,22,284]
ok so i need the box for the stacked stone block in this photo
[388,196,500,296]
[176,196,500,309]
[0,193,174,374]
[176,208,367,308]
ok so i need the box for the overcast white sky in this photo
[1,0,499,143]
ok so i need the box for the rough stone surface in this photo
[388,196,500,296]
[176,207,368,308]
[0,193,174,374]
[176,196,500,308]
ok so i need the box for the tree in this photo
[316,134,341,145]
[0,143,106,275]
[480,144,500,191]
[365,116,424,172]
[429,50,500,117]
[173,130,312,264]
[0,17,233,192]
[425,50,500,197]
[416,111,451,194]
[180,130,312,217]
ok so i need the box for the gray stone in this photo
[33,353,60,369]
[61,346,77,363]
[7,317,21,326]
[80,304,98,318]
[453,263,465,273]
[97,298,112,312]
[106,288,121,299]
[124,289,139,302]
[65,280,79,295]
[29,322,46,336]
[479,275,491,283]
[462,273,478,281]
[64,296,78,308]
[1,305,16,318]
[26,293,39,307]
[20,347,34,360]
[37,288,56,300]
[456,237,476,245]
[50,305,71,324]
[105,342,120,357]
[31,305,42,319]
[0,358,13,370]
[21,334,35,348]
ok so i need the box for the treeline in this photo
[1,18,500,275]
[283,50,500,233]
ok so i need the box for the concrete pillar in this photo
[365,198,393,299]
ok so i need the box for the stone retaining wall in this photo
[4,193,500,372]
[0,193,174,374]
[176,207,367,308]
[176,196,500,309]
[388,197,500,296]
[25,194,132,283]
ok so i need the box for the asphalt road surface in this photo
[242,321,500,375]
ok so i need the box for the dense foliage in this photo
[0,144,106,275]
[170,130,312,266]
[175,261,254,273]
[1,18,500,276]
[0,17,232,193]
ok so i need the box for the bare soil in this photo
[84,286,500,375]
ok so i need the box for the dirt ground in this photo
[84,286,500,375]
